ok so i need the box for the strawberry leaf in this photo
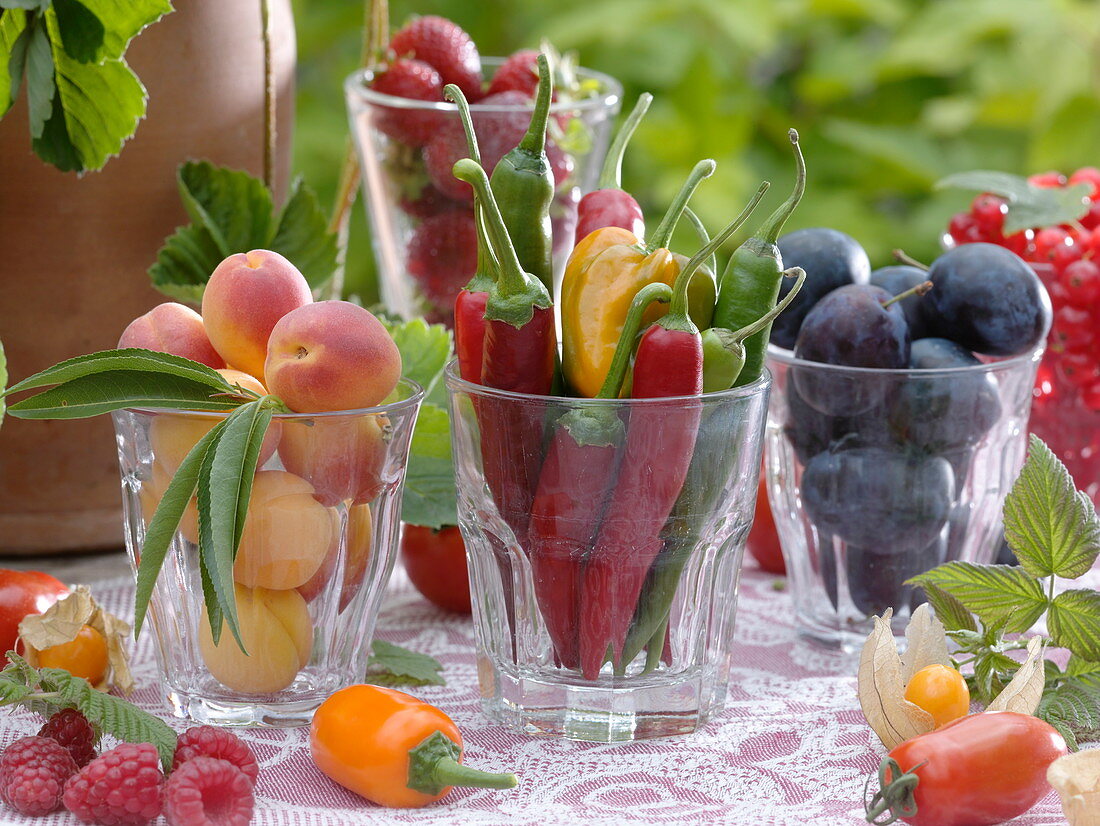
[366,640,445,687]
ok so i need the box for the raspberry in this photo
[64,742,163,826]
[38,708,98,767]
[1069,166,1100,200]
[399,183,461,220]
[173,727,258,787]
[970,193,1007,234]
[390,16,483,102]
[0,735,77,816]
[406,210,478,309]
[1028,170,1066,188]
[370,59,444,147]
[487,49,541,97]
[163,758,253,826]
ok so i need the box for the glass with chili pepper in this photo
[111,381,423,726]
[764,346,1043,650]
[345,59,622,327]
[446,359,771,742]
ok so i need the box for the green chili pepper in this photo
[676,207,718,330]
[712,129,806,385]
[702,267,806,392]
[490,52,555,293]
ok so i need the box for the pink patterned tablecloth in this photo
[0,567,1071,826]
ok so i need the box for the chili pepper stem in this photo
[892,249,930,271]
[596,282,672,398]
[646,160,717,251]
[881,280,933,309]
[726,267,807,341]
[446,84,497,293]
[518,54,552,154]
[596,93,653,190]
[754,129,805,246]
[406,731,518,796]
[663,181,773,328]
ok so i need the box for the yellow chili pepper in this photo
[562,162,717,398]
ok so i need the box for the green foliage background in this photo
[291,0,1100,302]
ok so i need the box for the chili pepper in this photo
[864,711,1066,826]
[574,92,652,245]
[675,206,718,329]
[713,129,806,385]
[701,266,806,392]
[578,200,764,679]
[561,160,728,398]
[445,84,497,382]
[490,52,554,292]
[527,281,672,669]
[451,158,555,545]
[310,684,517,809]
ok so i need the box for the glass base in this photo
[161,668,347,727]
[796,609,913,653]
[480,658,726,743]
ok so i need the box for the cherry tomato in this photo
[903,664,969,728]
[747,473,785,575]
[0,569,69,665]
[37,624,109,684]
[868,711,1066,826]
[400,524,471,614]
[310,684,515,808]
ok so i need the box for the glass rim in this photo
[344,57,623,115]
[766,342,1045,377]
[125,376,426,420]
[444,358,771,405]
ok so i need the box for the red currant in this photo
[999,229,1033,257]
[1082,201,1100,232]
[1059,258,1100,309]
[1082,381,1100,412]
[1029,171,1067,188]
[1058,351,1100,388]
[1032,227,1072,264]
[1069,167,1100,201]
[948,212,983,245]
[1047,279,1072,312]
[970,193,1007,234]
[1053,306,1095,351]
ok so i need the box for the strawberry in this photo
[399,183,462,220]
[389,16,483,102]
[406,211,478,312]
[370,58,444,147]
[487,50,541,97]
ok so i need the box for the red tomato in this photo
[400,525,471,614]
[875,711,1066,826]
[747,473,785,575]
[0,569,69,665]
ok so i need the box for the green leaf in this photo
[1,9,31,115]
[31,8,147,173]
[922,582,978,632]
[270,176,338,291]
[0,336,6,428]
[401,404,457,529]
[0,677,31,704]
[384,319,452,408]
[133,418,226,635]
[4,348,231,396]
[366,640,445,687]
[178,160,275,258]
[935,170,1092,234]
[6,371,242,419]
[0,1,51,10]
[1003,435,1100,579]
[207,400,270,558]
[147,223,224,304]
[908,562,1048,634]
[51,0,104,63]
[1049,589,1100,662]
[23,15,51,138]
[58,0,171,64]
[37,668,176,770]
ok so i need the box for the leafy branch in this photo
[909,435,1100,748]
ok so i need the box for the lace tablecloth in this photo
[0,567,1070,826]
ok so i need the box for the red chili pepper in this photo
[451,158,556,545]
[527,282,672,668]
[574,93,651,245]
[445,85,497,382]
[578,203,761,679]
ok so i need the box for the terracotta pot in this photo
[0,0,297,553]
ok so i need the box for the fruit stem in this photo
[892,249,930,271]
[260,0,275,193]
[728,267,806,342]
[597,282,672,399]
[518,54,552,155]
[406,732,517,795]
[596,92,652,191]
[647,160,717,251]
[882,280,933,309]
[752,129,804,245]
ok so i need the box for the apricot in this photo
[138,460,199,545]
[201,250,312,381]
[118,302,225,369]
[198,583,313,694]
[232,470,336,590]
[298,503,373,609]
[277,414,388,505]
[148,369,280,474]
[264,301,401,413]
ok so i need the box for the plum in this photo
[887,338,1002,454]
[871,265,930,339]
[784,379,892,464]
[771,228,872,348]
[801,446,954,552]
[921,243,1052,356]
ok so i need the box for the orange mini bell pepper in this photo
[562,160,719,397]
[310,685,517,808]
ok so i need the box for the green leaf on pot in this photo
[935,170,1092,234]
[23,15,51,137]
[4,348,233,396]
[1,10,31,116]
[149,162,338,302]
[134,417,227,636]
[55,0,171,65]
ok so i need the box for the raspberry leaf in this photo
[935,170,1092,234]
[907,562,1048,634]
[1048,589,1100,662]
[366,640,445,687]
